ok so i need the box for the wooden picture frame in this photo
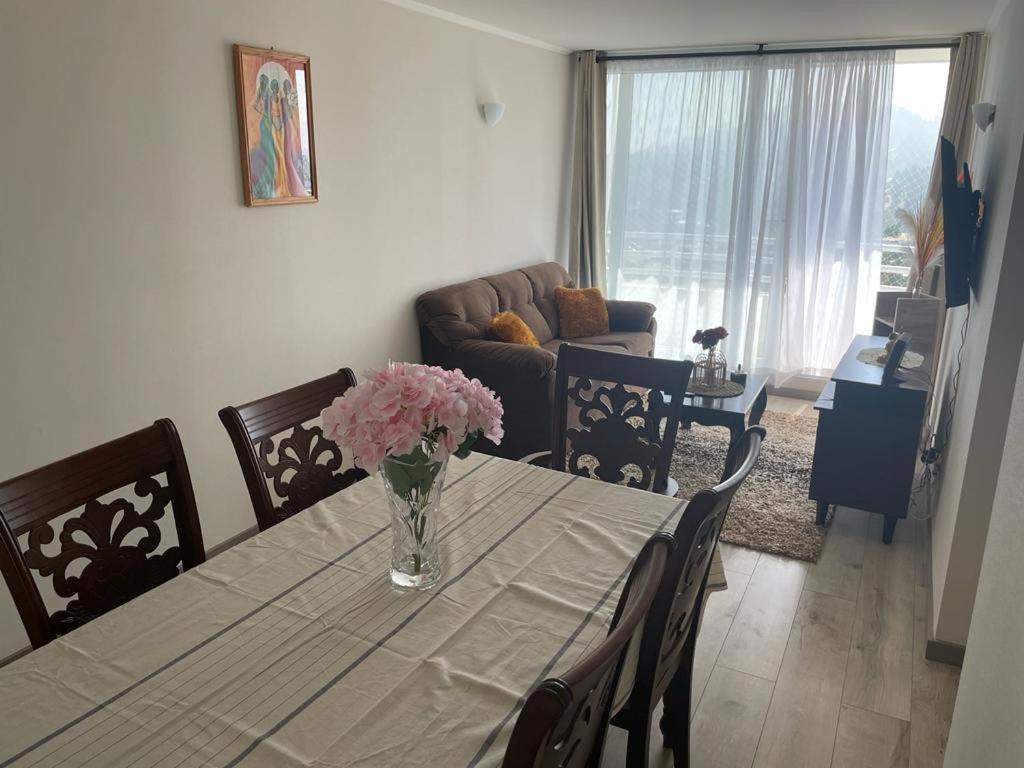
[233,44,318,207]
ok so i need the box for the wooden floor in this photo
[603,396,960,768]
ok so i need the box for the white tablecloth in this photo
[0,454,690,768]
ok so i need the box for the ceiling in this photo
[402,0,995,52]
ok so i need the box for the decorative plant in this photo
[897,199,945,294]
[692,327,729,351]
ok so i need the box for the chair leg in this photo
[659,705,676,748]
[660,626,697,768]
[663,678,691,767]
[625,710,652,768]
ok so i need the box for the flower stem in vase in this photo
[411,506,427,573]
[382,450,446,590]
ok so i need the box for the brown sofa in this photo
[416,262,657,459]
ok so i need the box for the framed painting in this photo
[233,44,318,206]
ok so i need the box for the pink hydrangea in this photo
[321,362,503,474]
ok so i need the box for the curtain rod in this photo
[597,40,958,63]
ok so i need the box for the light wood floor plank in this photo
[832,705,910,768]
[606,400,957,768]
[693,571,750,710]
[804,507,870,602]
[719,543,761,575]
[752,590,856,768]
[718,554,808,680]
[843,515,915,721]
[691,666,774,768]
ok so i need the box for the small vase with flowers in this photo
[692,327,729,388]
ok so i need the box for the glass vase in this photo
[380,449,448,590]
[694,346,727,387]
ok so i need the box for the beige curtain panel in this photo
[922,33,987,299]
[928,32,988,203]
[568,50,607,290]
[924,32,986,421]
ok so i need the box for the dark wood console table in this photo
[809,335,928,544]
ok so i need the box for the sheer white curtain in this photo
[606,51,894,379]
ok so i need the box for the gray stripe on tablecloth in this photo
[0,456,496,768]
[223,473,579,767]
[465,495,688,768]
[114,460,541,765]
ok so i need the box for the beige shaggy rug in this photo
[670,409,827,562]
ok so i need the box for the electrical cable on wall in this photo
[909,298,971,520]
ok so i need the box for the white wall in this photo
[929,0,1024,646]
[0,0,570,657]
[944,339,1024,766]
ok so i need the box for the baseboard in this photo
[922,516,965,668]
[768,385,820,402]
[207,526,258,558]
[767,371,828,401]
[926,638,966,666]
[0,645,31,668]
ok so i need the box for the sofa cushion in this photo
[520,262,573,338]
[542,331,655,357]
[483,269,554,344]
[554,286,610,338]
[456,339,557,380]
[606,299,657,332]
[488,311,540,346]
[415,278,498,346]
[543,339,626,356]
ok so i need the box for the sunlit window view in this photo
[881,50,952,288]
[605,48,951,375]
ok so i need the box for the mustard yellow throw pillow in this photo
[554,286,610,338]
[488,311,541,346]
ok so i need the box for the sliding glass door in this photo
[606,49,949,380]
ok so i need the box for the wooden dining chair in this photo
[502,532,674,768]
[219,369,367,532]
[524,343,693,495]
[0,419,206,649]
[610,425,766,768]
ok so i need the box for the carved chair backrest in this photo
[629,426,765,715]
[219,369,367,532]
[502,533,673,768]
[552,344,693,493]
[0,419,205,649]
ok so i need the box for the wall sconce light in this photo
[972,102,996,132]
[480,101,506,127]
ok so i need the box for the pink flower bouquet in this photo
[322,362,503,588]
[321,362,503,474]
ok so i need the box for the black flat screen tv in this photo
[940,137,981,308]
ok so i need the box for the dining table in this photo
[0,452,691,768]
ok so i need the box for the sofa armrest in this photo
[606,299,657,333]
[453,339,557,381]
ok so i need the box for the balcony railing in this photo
[608,230,913,294]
